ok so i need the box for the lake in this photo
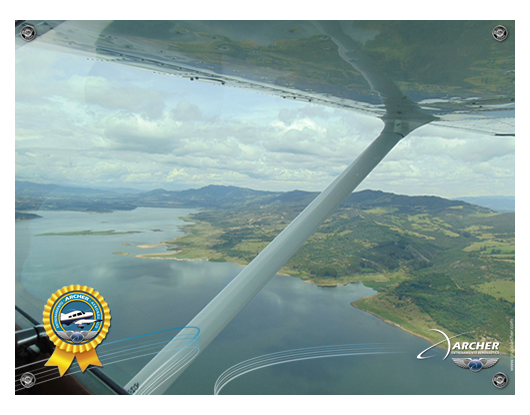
[15,208,514,394]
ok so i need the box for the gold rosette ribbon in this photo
[42,285,111,376]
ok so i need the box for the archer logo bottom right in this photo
[417,329,510,389]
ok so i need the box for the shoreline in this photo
[133,253,250,268]
[134,251,357,286]
[128,225,512,356]
[133,251,511,355]
[351,297,510,355]
[135,243,168,249]
[350,296,435,344]
[136,250,459,350]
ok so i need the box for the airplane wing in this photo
[15,20,514,136]
[452,358,472,369]
[480,358,500,369]
[81,331,99,341]
[56,331,74,341]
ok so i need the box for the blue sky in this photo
[15,39,515,198]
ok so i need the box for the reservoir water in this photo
[15,208,514,394]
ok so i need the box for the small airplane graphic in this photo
[60,310,102,329]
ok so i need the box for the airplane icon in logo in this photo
[60,310,102,329]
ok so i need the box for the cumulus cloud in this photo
[172,101,203,121]
[15,45,514,198]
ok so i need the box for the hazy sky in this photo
[15,41,515,198]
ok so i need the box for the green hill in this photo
[137,189,514,351]
[15,181,515,351]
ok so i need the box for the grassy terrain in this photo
[19,181,514,353]
[474,280,515,302]
[354,293,442,342]
[134,193,514,351]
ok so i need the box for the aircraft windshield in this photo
[15,21,515,396]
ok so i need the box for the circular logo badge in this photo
[20,372,36,388]
[492,372,508,388]
[492,25,508,42]
[43,285,111,375]
[20,25,36,42]
[468,359,483,372]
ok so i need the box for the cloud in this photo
[396,130,515,163]
[171,101,203,121]
[15,46,514,198]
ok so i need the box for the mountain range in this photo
[15,180,513,214]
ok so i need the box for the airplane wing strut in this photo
[122,21,437,394]
[125,118,425,394]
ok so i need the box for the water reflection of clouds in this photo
[15,207,515,395]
